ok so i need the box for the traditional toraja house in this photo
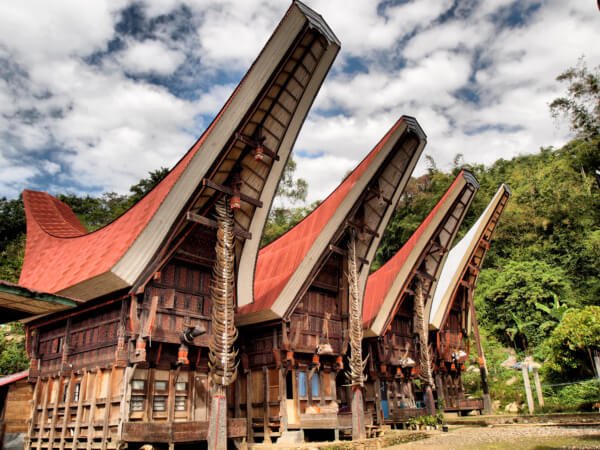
[0,370,32,450]
[362,170,479,424]
[429,184,511,415]
[14,3,340,450]
[236,116,426,442]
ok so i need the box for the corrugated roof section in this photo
[0,370,29,387]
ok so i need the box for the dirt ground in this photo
[388,424,600,449]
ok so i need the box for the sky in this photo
[0,0,598,203]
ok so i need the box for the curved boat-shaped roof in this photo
[19,1,340,301]
[363,170,479,337]
[238,116,426,324]
[429,184,511,330]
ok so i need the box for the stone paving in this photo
[389,424,600,449]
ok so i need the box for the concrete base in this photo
[277,430,304,444]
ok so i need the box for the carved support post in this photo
[207,198,239,450]
[414,280,435,415]
[347,231,366,440]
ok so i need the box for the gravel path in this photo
[388,425,600,449]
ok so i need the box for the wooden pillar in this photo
[279,367,288,432]
[35,380,49,450]
[435,373,445,407]
[373,377,384,426]
[532,368,544,408]
[389,377,396,419]
[245,370,253,443]
[262,366,271,443]
[86,370,99,450]
[117,365,135,445]
[24,379,41,450]
[521,365,534,414]
[72,370,88,449]
[469,290,491,414]
[59,372,75,450]
[47,375,62,450]
[100,368,115,450]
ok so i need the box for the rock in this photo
[492,400,501,411]
[505,402,519,413]
[506,376,518,386]
[278,430,304,444]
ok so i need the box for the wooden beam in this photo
[428,241,447,254]
[468,263,481,275]
[186,212,252,240]
[235,132,280,161]
[367,186,392,205]
[328,244,369,265]
[459,279,472,288]
[416,270,436,282]
[347,220,379,237]
[202,178,263,207]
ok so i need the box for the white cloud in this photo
[194,1,284,69]
[295,154,357,203]
[0,0,128,65]
[117,40,186,75]
[0,0,598,205]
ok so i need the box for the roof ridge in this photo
[22,190,88,238]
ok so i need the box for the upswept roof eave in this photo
[363,170,476,336]
[429,183,511,330]
[19,0,337,298]
[240,117,422,322]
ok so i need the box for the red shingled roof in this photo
[241,118,407,317]
[19,137,203,294]
[362,172,465,328]
[19,1,323,297]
